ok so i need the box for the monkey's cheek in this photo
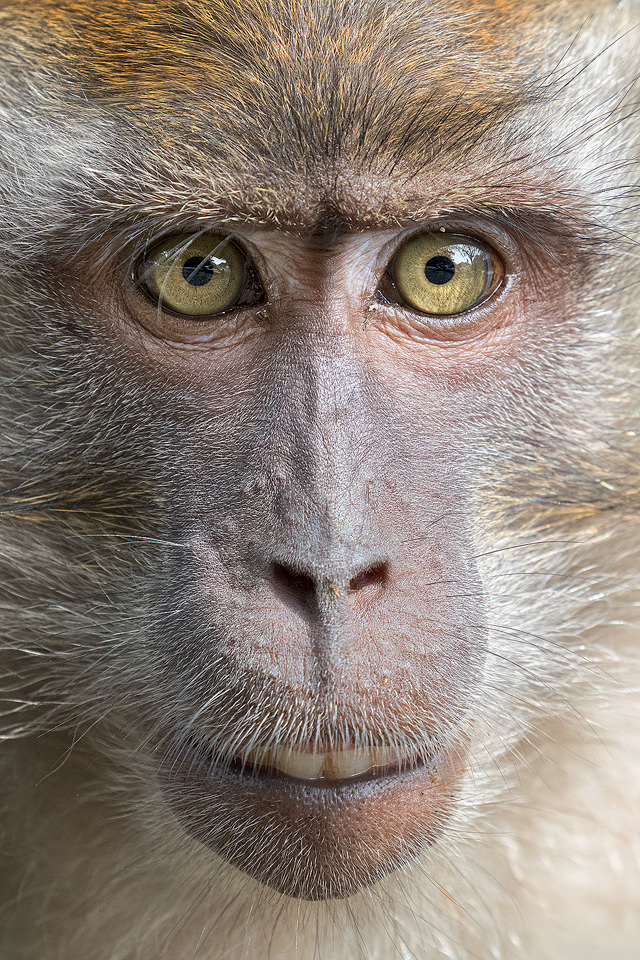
[164,749,464,901]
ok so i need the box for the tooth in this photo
[272,747,326,780]
[242,745,410,781]
[324,747,372,779]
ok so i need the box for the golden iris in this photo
[391,233,495,316]
[140,233,246,317]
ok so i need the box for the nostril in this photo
[349,562,388,592]
[270,560,388,606]
[271,562,317,607]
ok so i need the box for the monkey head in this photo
[0,0,638,913]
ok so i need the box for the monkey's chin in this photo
[163,744,465,900]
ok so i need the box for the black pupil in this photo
[425,255,455,285]
[182,256,215,287]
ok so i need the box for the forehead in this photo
[1,0,598,110]
[0,0,616,231]
[40,2,583,82]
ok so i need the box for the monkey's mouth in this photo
[226,743,429,784]
[164,728,466,900]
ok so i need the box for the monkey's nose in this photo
[270,559,388,612]
[348,562,388,592]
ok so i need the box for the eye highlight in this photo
[385,232,503,317]
[138,233,263,318]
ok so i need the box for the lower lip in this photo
[164,741,465,900]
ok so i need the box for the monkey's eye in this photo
[384,232,502,316]
[138,233,263,318]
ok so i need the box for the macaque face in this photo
[67,213,589,898]
[81,223,496,898]
[0,0,637,919]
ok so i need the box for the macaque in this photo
[0,0,639,957]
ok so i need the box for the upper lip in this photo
[162,679,462,789]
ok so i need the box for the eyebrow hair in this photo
[53,195,610,288]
